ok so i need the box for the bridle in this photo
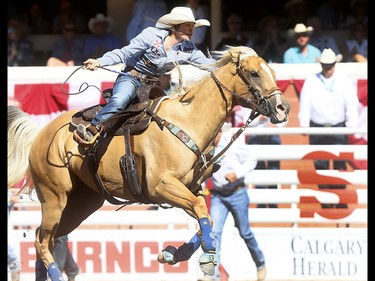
[210,52,282,119]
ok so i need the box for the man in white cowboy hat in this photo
[283,23,321,63]
[74,7,215,145]
[83,13,121,59]
[298,48,360,209]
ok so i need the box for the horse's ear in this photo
[229,50,241,64]
[229,51,236,59]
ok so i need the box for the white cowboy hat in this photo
[88,13,114,33]
[287,23,314,38]
[319,48,340,64]
[155,7,210,29]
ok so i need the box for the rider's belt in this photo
[129,69,159,85]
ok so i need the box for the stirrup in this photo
[74,124,100,146]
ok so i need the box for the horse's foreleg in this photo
[154,176,216,251]
[158,232,202,264]
[153,176,217,274]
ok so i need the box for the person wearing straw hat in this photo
[298,48,360,210]
[74,6,215,145]
[283,23,321,63]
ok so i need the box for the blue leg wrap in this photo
[199,218,216,252]
[174,232,202,262]
[47,262,64,281]
[35,260,47,281]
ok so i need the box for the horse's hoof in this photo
[199,252,217,276]
[157,245,177,265]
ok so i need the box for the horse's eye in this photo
[250,71,259,78]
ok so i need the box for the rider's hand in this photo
[83,59,99,71]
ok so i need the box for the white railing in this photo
[10,187,367,227]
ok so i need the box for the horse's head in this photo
[210,46,291,124]
[234,47,290,123]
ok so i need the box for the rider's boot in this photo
[74,124,102,146]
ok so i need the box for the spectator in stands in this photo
[47,21,84,66]
[52,0,86,34]
[125,0,167,44]
[8,190,21,281]
[74,7,215,146]
[53,235,80,281]
[252,15,288,63]
[307,15,343,62]
[298,48,359,209]
[8,20,34,66]
[185,0,210,53]
[83,13,121,59]
[201,122,266,281]
[283,23,321,63]
[342,21,367,62]
[214,13,252,51]
[24,2,50,34]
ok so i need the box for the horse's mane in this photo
[201,45,258,71]
[177,46,258,93]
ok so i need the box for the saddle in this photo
[70,84,169,205]
[71,84,168,136]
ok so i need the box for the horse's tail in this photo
[8,106,41,190]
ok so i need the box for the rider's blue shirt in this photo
[97,27,215,76]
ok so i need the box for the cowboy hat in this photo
[287,23,314,38]
[319,48,341,64]
[156,7,210,29]
[88,13,114,33]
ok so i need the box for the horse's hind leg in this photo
[34,183,67,281]
[34,227,48,281]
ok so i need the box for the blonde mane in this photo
[171,46,258,95]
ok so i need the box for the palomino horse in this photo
[8,46,290,280]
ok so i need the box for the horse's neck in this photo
[177,65,237,150]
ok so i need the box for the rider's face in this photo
[175,22,195,41]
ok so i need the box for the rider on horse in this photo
[75,7,215,145]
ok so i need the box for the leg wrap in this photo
[47,262,63,281]
[199,218,216,252]
[174,232,202,262]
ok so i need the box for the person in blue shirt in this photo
[47,21,84,66]
[8,20,34,66]
[125,0,167,44]
[283,23,321,63]
[75,6,215,145]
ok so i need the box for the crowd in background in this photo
[7,0,367,66]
